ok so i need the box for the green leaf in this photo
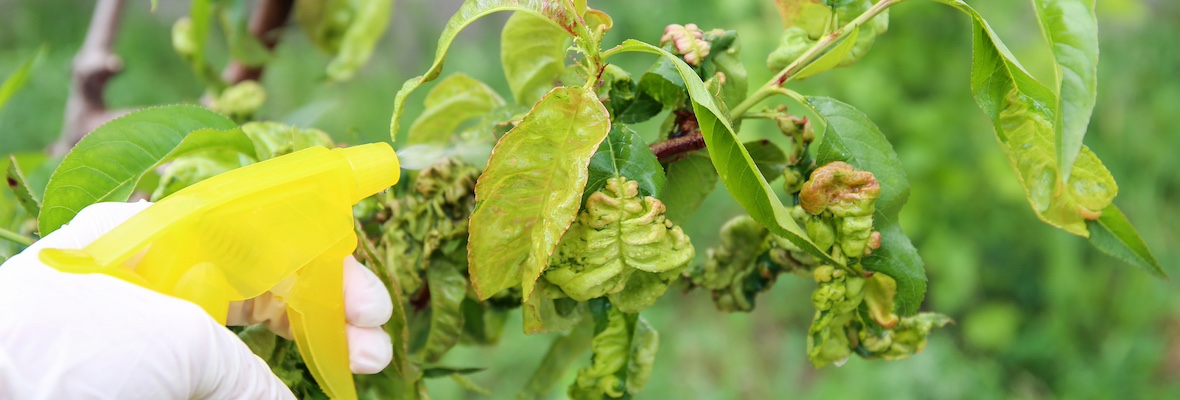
[1087,205,1167,279]
[182,0,221,86]
[0,46,43,112]
[807,96,925,315]
[794,27,859,80]
[638,57,686,109]
[938,0,1116,237]
[416,263,469,363]
[408,73,505,145]
[39,106,253,235]
[467,86,611,301]
[661,151,717,224]
[389,0,583,140]
[1033,0,1098,183]
[502,12,570,105]
[450,373,493,396]
[518,320,594,400]
[421,366,487,379]
[612,39,839,266]
[6,156,40,218]
[523,280,586,334]
[743,139,788,181]
[326,0,393,82]
[585,125,665,202]
[219,0,270,67]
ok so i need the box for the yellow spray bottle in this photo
[38,142,400,400]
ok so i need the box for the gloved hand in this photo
[0,201,394,399]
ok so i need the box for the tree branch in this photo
[650,110,705,163]
[222,0,294,84]
[650,132,705,164]
[53,0,126,156]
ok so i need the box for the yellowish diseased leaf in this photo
[467,86,610,301]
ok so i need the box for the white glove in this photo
[0,201,394,399]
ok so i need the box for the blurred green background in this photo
[2,0,1177,398]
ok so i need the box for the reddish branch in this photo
[222,0,295,84]
[53,0,126,156]
[650,110,706,163]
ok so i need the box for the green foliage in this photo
[5,156,40,218]
[467,86,610,301]
[3,0,1171,398]
[519,321,594,398]
[418,262,468,363]
[408,73,504,145]
[611,40,840,266]
[807,96,925,315]
[1086,205,1166,278]
[1033,0,1098,182]
[39,106,251,235]
[585,125,665,201]
[388,0,584,139]
[501,12,570,105]
[767,0,888,74]
[294,0,394,81]
[660,151,717,223]
[937,0,1117,238]
[569,304,658,399]
[545,177,694,312]
[0,46,42,113]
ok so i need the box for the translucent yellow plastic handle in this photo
[39,143,400,400]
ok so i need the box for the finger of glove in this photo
[0,260,294,400]
[14,202,153,265]
[191,310,296,400]
[343,256,392,328]
[346,324,392,374]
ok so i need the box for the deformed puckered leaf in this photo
[808,96,925,316]
[468,86,610,301]
[523,279,586,334]
[545,177,693,312]
[585,125,665,202]
[39,106,254,235]
[1033,0,1098,183]
[1087,205,1167,279]
[568,306,658,399]
[661,151,717,224]
[6,156,40,218]
[408,73,505,145]
[150,152,240,201]
[502,11,570,105]
[240,121,334,160]
[938,0,1116,237]
[389,0,584,140]
[415,262,468,363]
[612,40,840,267]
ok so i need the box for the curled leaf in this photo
[569,307,658,399]
[408,73,505,145]
[468,86,610,301]
[545,177,694,312]
[390,0,584,139]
